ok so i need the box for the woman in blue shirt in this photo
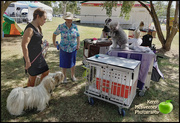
[52,12,80,83]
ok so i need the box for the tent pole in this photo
[15,3,16,22]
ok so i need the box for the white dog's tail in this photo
[6,87,25,116]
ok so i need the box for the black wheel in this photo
[118,108,125,117]
[121,109,125,116]
[88,97,94,105]
[139,90,145,97]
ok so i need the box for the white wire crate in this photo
[107,49,156,96]
[84,54,141,116]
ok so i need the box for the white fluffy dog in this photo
[48,71,64,86]
[35,71,64,86]
[6,71,64,116]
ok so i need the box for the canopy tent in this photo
[30,2,53,21]
[6,1,53,22]
[5,2,29,16]
[3,14,23,36]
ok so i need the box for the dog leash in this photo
[31,46,46,64]
[25,42,49,74]
[31,51,42,64]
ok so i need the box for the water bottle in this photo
[56,41,59,50]
[44,40,47,47]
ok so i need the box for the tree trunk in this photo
[1,1,15,40]
[138,1,179,51]
[166,1,172,40]
[63,1,68,15]
[63,4,66,15]
[149,1,166,48]
[164,1,179,51]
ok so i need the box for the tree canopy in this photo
[103,1,179,51]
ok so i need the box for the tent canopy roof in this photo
[32,2,53,11]
[16,1,38,8]
[3,14,15,24]
[17,1,52,11]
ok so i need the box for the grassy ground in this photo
[1,17,179,122]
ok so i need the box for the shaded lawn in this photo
[1,17,179,122]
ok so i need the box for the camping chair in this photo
[141,34,153,47]
[141,33,157,53]
[151,55,164,82]
[140,33,164,82]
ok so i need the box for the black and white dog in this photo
[100,18,112,38]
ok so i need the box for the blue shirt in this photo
[53,22,80,53]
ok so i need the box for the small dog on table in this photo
[6,71,64,116]
[109,21,129,50]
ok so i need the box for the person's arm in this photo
[75,25,80,50]
[52,33,57,48]
[21,28,33,70]
[76,36,80,50]
[53,25,61,48]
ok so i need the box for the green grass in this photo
[1,17,179,122]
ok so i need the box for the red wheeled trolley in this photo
[84,54,141,116]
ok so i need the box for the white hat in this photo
[63,12,73,20]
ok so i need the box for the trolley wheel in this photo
[139,89,145,97]
[118,108,125,117]
[88,97,94,105]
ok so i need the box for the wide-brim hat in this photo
[63,12,74,20]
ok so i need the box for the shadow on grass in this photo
[1,45,179,122]
[1,36,22,44]
[1,57,27,83]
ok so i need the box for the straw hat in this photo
[63,12,74,20]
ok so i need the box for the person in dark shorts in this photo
[21,8,49,87]
[52,12,80,83]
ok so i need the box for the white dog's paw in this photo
[121,44,129,50]
[124,47,129,50]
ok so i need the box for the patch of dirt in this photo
[156,48,179,58]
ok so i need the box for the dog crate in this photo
[107,49,156,96]
[84,54,141,116]
[83,38,112,65]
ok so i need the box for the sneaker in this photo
[63,77,67,84]
[71,76,77,82]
